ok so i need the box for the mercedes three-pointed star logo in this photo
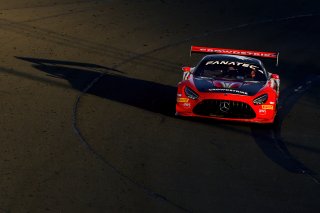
[219,101,230,113]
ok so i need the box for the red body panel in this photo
[176,75,279,124]
[177,46,280,123]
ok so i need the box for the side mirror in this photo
[182,66,191,72]
[271,73,279,79]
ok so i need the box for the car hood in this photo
[193,77,266,96]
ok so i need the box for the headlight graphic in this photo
[253,94,268,105]
[184,87,199,100]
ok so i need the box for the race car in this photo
[175,46,280,123]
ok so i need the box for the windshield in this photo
[194,60,267,81]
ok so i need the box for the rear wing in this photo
[190,46,279,66]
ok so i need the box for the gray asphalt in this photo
[0,0,319,212]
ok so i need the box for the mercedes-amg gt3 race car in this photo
[176,46,280,123]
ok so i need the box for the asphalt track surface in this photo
[0,0,319,212]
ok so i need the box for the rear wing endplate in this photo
[190,46,279,66]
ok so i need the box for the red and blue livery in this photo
[176,46,280,123]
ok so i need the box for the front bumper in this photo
[176,93,276,124]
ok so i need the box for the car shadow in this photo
[250,124,314,174]
[250,68,319,175]
[16,56,317,176]
[16,56,177,117]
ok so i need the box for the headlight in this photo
[253,94,268,105]
[184,86,199,100]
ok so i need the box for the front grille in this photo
[193,99,256,119]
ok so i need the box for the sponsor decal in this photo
[182,103,191,107]
[177,98,189,103]
[209,88,248,95]
[205,60,260,69]
[194,47,277,58]
[259,109,267,115]
[262,105,274,110]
